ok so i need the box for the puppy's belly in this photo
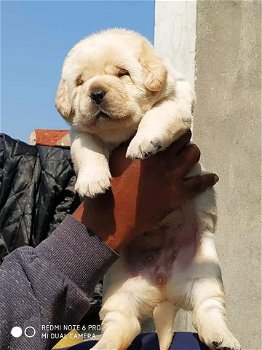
[124,201,199,288]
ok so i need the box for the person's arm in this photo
[0,215,118,350]
[0,131,218,350]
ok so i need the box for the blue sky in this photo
[1,1,155,142]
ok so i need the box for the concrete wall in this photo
[155,1,261,349]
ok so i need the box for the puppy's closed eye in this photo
[117,69,130,78]
[75,75,84,86]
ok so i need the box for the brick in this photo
[29,129,70,147]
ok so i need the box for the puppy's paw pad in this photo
[75,172,111,197]
[126,137,162,159]
[212,341,234,350]
[147,141,161,154]
[212,341,220,348]
[202,331,241,350]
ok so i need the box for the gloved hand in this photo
[73,130,218,252]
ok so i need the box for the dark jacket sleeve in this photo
[0,215,118,350]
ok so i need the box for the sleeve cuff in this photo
[35,215,118,295]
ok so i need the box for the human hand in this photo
[73,130,218,252]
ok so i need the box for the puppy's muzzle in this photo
[90,89,106,105]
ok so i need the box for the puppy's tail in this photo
[153,301,178,350]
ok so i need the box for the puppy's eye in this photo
[117,69,130,78]
[75,75,84,86]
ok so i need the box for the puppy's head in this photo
[55,29,167,140]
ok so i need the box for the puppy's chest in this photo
[96,121,139,145]
[123,201,200,286]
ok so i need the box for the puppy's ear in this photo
[55,79,74,122]
[139,42,167,92]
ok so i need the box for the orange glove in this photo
[73,130,218,252]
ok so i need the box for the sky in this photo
[1,1,155,142]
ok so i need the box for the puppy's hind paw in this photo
[126,137,162,159]
[75,171,111,198]
[211,338,241,350]
[199,328,241,350]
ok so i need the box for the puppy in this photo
[55,29,241,350]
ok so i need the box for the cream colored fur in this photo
[56,29,241,350]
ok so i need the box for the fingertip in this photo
[203,173,219,189]
[186,143,200,163]
[181,129,192,145]
[167,130,192,155]
[213,174,219,184]
[184,129,192,138]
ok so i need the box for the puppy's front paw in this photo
[199,326,241,350]
[75,170,111,197]
[126,135,162,159]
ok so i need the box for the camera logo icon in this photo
[11,326,36,338]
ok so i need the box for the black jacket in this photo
[0,134,103,318]
[0,133,80,262]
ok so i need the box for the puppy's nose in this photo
[90,90,106,104]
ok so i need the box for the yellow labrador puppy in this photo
[55,29,240,350]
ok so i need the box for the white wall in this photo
[154,0,197,332]
[154,0,196,87]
